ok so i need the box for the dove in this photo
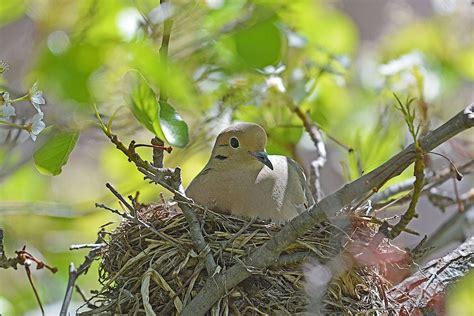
[186,122,314,223]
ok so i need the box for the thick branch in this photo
[182,105,474,315]
[387,236,474,312]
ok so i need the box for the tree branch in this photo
[182,104,474,315]
[294,107,327,202]
[387,236,474,313]
[0,228,18,269]
[371,159,474,205]
[60,231,105,316]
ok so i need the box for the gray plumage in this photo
[186,122,314,223]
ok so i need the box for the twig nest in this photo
[87,202,360,315]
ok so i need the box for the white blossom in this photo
[116,7,144,41]
[29,113,46,141]
[0,92,15,119]
[378,51,424,76]
[29,82,46,113]
[0,104,16,119]
[265,75,286,93]
[378,51,440,101]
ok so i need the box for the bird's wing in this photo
[287,158,315,210]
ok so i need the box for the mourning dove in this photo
[186,122,314,223]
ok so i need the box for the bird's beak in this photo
[249,151,274,170]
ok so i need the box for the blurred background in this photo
[0,0,473,314]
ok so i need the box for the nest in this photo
[86,202,379,315]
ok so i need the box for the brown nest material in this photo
[85,202,377,315]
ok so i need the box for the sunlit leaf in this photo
[34,127,80,176]
[159,101,189,148]
[125,70,163,138]
[125,70,189,147]
[232,17,283,69]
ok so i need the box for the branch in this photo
[371,160,474,205]
[0,228,18,269]
[387,236,474,313]
[60,231,105,316]
[182,104,474,315]
[382,108,425,240]
[293,107,327,202]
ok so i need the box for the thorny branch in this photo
[181,105,474,315]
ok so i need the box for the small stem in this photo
[25,265,45,316]
[134,143,173,153]
[428,151,463,180]
[10,94,29,103]
[159,0,173,102]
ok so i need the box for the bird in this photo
[186,122,314,223]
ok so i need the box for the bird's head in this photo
[210,122,273,170]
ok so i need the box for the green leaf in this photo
[232,17,283,69]
[34,127,80,176]
[125,70,164,138]
[124,70,189,147]
[159,101,189,148]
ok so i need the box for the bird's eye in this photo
[230,137,240,148]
